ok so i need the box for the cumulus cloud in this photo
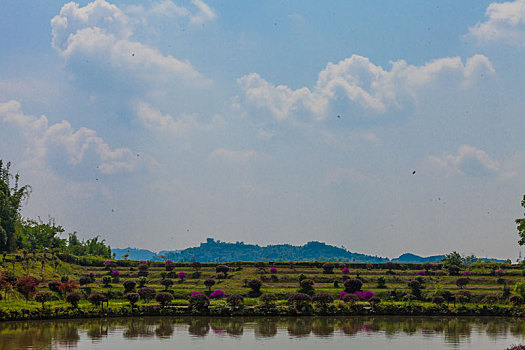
[135,101,225,134]
[468,0,525,46]
[426,145,501,177]
[238,54,495,121]
[210,148,262,163]
[51,0,210,90]
[0,100,137,174]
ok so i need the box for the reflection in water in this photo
[0,316,524,349]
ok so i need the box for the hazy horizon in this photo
[1,0,525,260]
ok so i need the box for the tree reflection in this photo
[254,318,278,338]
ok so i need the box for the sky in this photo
[1,0,525,259]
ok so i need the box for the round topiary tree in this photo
[322,263,335,274]
[312,292,334,306]
[343,278,362,293]
[342,293,359,304]
[204,278,216,292]
[299,279,315,295]
[510,295,524,307]
[210,289,225,299]
[189,292,210,311]
[288,292,313,310]
[79,276,92,288]
[138,286,156,301]
[407,280,422,299]
[155,292,173,307]
[66,292,81,308]
[123,280,136,293]
[165,260,176,272]
[432,295,446,306]
[35,291,53,310]
[160,279,174,291]
[88,292,107,309]
[247,279,262,296]
[215,265,230,277]
[456,277,470,289]
[125,292,140,307]
[226,294,244,309]
[259,293,277,305]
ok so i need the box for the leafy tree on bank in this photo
[0,161,31,252]
[441,252,464,268]
[517,195,525,245]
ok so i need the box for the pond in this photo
[0,316,523,350]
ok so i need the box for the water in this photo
[0,316,523,350]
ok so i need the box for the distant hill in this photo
[392,253,445,263]
[113,239,504,263]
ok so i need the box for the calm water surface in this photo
[0,316,524,350]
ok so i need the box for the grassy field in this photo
[0,254,523,317]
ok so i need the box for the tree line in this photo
[0,160,110,257]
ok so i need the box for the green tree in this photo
[516,195,525,245]
[441,251,464,267]
[0,161,31,251]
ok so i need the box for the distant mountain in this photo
[392,253,445,263]
[112,248,158,261]
[113,240,504,263]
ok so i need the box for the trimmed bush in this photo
[155,292,174,307]
[312,293,334,305]
[322,263,335,274]
[248,279,262,293]
[66,292,81,308]
[259,293,277,305]
[88,292,107,308]
[165,260,176,272]
[226,293,244,308]
[210,289,225,299]
[189,292,210,310]
[215,265,230,277]
[123,280,136,293]
[343,278,362,293]
[288,293,312,308]
[138,287,156,301]
[160,279,174,291]
[125,292,140,307]
[456,277,470,289]
[35,291,53,309]
[204,278,216,292]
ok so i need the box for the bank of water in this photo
[0,316,523,350]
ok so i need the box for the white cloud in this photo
[210,148,262,163]
[238,54,495,121]
[127,0,215,24]
[135,101,225,134]
[426,145,501,177]
[468,0,525,46]
[189,0,216,25]
[51,0,210,89]
[0,100,137,174]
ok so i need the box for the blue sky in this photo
[1,0,525,259]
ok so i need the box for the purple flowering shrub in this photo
[210,289,225,299]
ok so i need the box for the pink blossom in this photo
[417,270,425,276]
[210,290,225,299]
[270,267,278,274]
[341,268,350,274]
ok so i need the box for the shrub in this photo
[312,293,334,305]
[506,345,525,350]
[515,281,525,298]
[288,293,312,308]
[155,292,174,307]
[88,292,107,308]
[248,279,262,293]
[102,276,111,287]
[16,276,39,301]
[341,267,350,275]
[59,280,78,295]
[104,260,117,270]
[354,290,374,301]
[448,264,460,276]
[343,278,362,293]
[204,278,216,292]
[137,277,147,287]
[417,270,426,276]
[160,279,174,290]
[510,295,524,306]
[192,261,202,271]
[66,292,81,308]
[369,296,381,306]
[177,272,187,281]
[407,280,422,299]
[125,292,140,307]
[269,267,278,274]
[165,260,176,272]
[255,262,267,274]
[322,263,335,274]
[226,293,244,308]
[259,293,277,305]
[189,292,210,310]
[495,268,506,277]
[342,293,359,304]
[138,287,156,301]
[432,295,445,305]
[111,270,120,277]
[456,277,470,289]
[376,276,386,288]
[138,261,149,271]
[35,291,53,309]
[123,280,136,293]
[299,279,315,295]
[210,289,225,299]
[79,276,92,287]
[48,281,61,293]
[215,265,230,277]
[403,293,416,303]
[457,290,471,304]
